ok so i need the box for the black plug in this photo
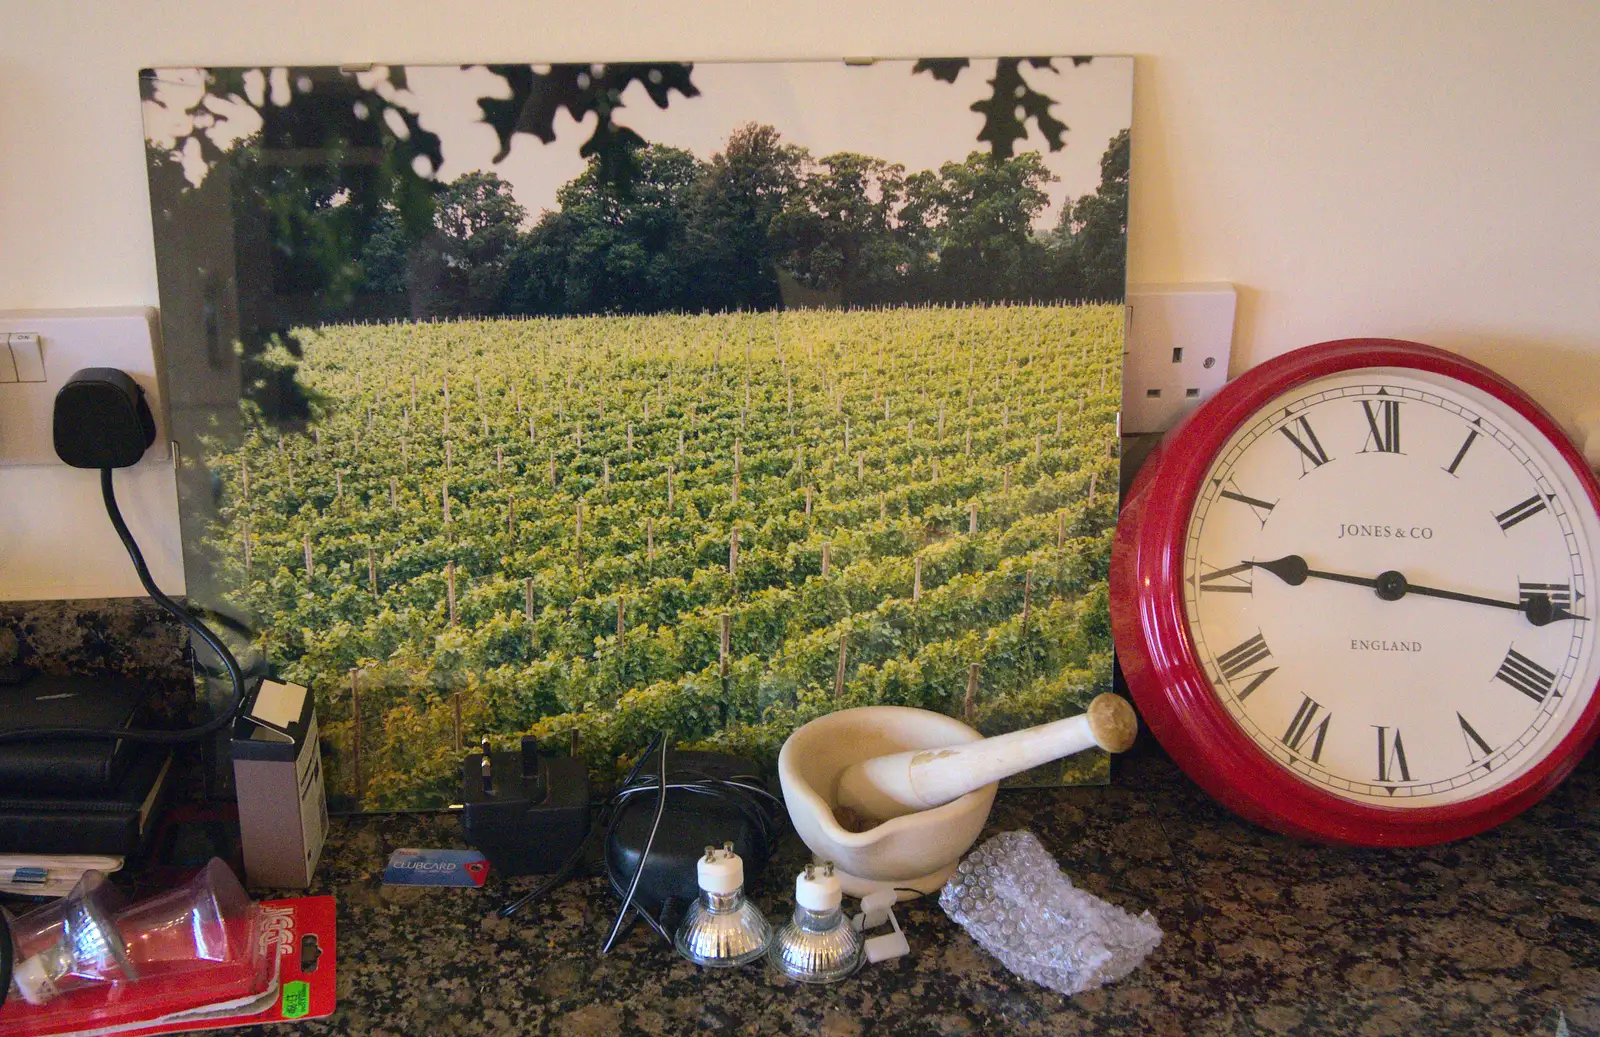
[53,368,156,469]
[461,737,589,876]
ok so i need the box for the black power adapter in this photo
[602,748,781,937]
[460,737,590,876]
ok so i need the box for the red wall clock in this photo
[1111,339,1600,845]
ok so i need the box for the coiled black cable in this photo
[0,469,248,746]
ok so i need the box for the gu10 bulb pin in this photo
[768,861,865,983]
[673,842,772,968]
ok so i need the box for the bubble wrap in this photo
[939,830,1162,995]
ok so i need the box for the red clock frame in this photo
[1111,338,1600,845]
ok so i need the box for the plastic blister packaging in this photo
[939,830,1162,995]
[2,859,273,1036]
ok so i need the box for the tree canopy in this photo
[345,125,1128,319]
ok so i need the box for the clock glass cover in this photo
[1184,367,1600,806]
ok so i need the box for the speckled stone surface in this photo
[0,597,188,683]
[192,743,1598,1037]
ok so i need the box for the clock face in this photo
[1183,367,1600,807]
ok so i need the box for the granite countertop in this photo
[197,744,1598,1037]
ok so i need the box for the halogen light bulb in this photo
[673,843,772,967]
[768,861,864,983]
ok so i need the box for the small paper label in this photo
[281,980,311,1019]
[251,680,307,734]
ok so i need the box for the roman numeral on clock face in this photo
[1218,481,1276,527]
[1214,633,1277,699]
[1457,713,1495,771]
[1444,428,1479,475]
[1199,560,1253,593]
[1279,416,1330,473]
[1282,696,1330,762]
[1494,647,1558,703]
[1374,726,1411,784]
[1518,581,1572,610]
[1360,399,1401,453]
[1496,494,1548,531]
[1216,632,1271,679]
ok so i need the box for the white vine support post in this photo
[965,664,980,724]
[350,668,363,803]
[834,632,849,701]
[447,562,458,626]
[720,614,731,679]
[390,477,398,509]
[525,578,535,648]
[443,481,451,527]
[667,465,675,508]
[729,527,740,576]
[368,549,377,598]
[805,486,813,518]
[822,542,831,578]
[969,502,979,535]
[1089,471,1098,503]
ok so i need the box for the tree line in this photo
[357,123,1129,319]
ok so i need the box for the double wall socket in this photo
[1121,283,1237,435]
[0,307,182,601]
[0,308,169,467]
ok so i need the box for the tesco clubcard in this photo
[383,849,490,887]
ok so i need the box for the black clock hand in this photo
[1251,555,1588,627]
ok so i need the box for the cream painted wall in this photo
[2,0,1598,599]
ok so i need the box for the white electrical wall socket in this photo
[0,307,184,601]
[0,308,170,467]
[1120,283,1237,435]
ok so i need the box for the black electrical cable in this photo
[601,730,671,954]
[0,469,248,746]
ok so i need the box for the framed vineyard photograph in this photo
[140,57,1133,809]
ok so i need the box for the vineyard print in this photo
[206,303,1121,808]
